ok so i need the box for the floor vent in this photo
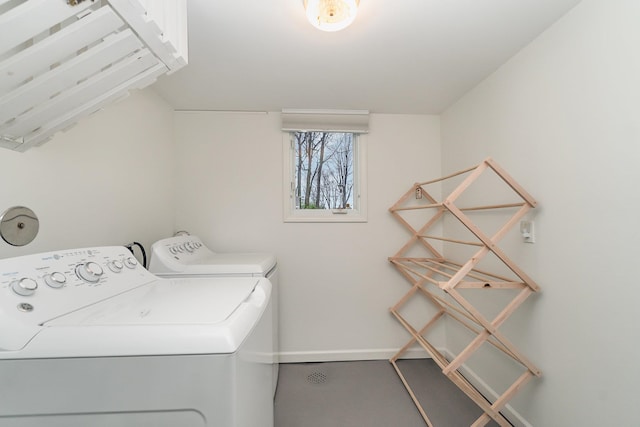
[306,371,328,385]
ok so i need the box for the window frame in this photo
[282,131,368,223]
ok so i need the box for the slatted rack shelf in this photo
[0,0,187,152]
[388,157,541,427]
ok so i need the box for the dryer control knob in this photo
[11,278,38,296]
[124,256,138,269]
[75,262,104,283]
[44,272,66,288]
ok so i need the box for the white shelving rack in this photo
[0,0,188,151]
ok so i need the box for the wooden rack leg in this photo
[445,370,512,427]
[470,371,533,427]
[390,359,435,427]
[390,308,512,427]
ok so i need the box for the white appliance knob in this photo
[108,260,124,273]
[76,262,104,283]
[44,272,66,289]
[124,256,138,269]
[11,278,38,296]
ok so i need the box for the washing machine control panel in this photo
[0,246,157,350]
[167,237,205,256]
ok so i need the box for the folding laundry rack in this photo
[388,158,541,427]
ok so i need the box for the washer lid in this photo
[46,277,258,326]
[8,277,272,358]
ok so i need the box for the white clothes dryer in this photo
[0,246,274,427]
[149,235,277,279]
[149,234,279,393]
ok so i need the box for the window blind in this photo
[281,109,369,133]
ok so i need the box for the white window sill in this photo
[283,209,367,223]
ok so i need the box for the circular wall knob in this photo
[123,257,138,269]
[44,272,66,289]
[75,262,104,283]
[11,278,38,296]
[0,206,39,247]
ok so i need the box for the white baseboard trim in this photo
[278,347,429,363]
[440,348,532,427]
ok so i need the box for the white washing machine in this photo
[0,246,274,427]
[148,234,279,393]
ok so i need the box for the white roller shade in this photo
[281,109,369,133]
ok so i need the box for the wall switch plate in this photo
[520,220,535,243]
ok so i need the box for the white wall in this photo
[173,111,443,361]
[0,89,176,260]
[441,0,640,425]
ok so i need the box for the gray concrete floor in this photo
[274,359,501,427]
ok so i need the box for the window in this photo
[283,131,367,222]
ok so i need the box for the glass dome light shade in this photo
[305,0,360,32]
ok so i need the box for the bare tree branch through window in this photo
[293,131,354,210]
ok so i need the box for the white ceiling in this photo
[152,0,582,114]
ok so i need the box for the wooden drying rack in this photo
[388,157,541,427]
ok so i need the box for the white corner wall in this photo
[173,111,443,361]
[441,0,640,425]
[0,89,176,259]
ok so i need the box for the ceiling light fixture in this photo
[304,0,360,32]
